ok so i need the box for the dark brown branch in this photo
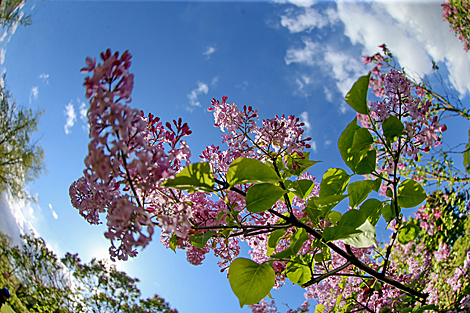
[302,261,351,287]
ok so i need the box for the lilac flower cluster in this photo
[70,50,192,261]
[442,0,470,52]
[164,97,315,270]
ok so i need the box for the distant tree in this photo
[442,0,470,52]
[0,79,45,201]
[0,231,178,313]
[0,0,31,29]
[64,253,178,313]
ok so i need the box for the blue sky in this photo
[0,0,469,312]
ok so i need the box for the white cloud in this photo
[203,46,216,58]
[280,7,329,33]
[310,140,317,153]
[211,76,219,87]
[285,37,318,66]
[0,69,5,88]
[48,203,58,219]
[39,73,49,84]
[300,111,316,152]
[295,75,312,96]
[285,38,365,112]
[187,82,209,111]
[0,31,7,43]
[335,1,470,95]
[29,86,38,104]
[323,86,333,103]
[299,111,311,134]
[0,48,6,65]
[323,48,364,112]
[79,101,88,132]
[0,192,37,246]
[64,101,77,134]
[285,0,315,8]
[10,11,24,35]
[235,81,249,91]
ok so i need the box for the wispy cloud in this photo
[280,7,329,33]
[211,76,219,87]
[203,46,216,58]
[29,86,38,104]
[79,100,88,132]
[187,82,209,112]
[0,192,37,246]
[285,37,318,66]
[281,1,470,102]
[0,48,6,65]
[299,111,316,153]
[295,75,312,96]
[48,203,58,219]
[235,81,249,91]
[10,12,24,35]
[39,73,49,84]
[64,101,77,135]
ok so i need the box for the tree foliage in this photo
[0,231,177,313]
[0,0,31,29]
[0,79,45,200]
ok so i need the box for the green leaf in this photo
[288,179,315,199]
[319,168,350,197]
[308,194,348,216]
[287,152,321,176]
[286,260,311,286]
[314,304,326,313]
[345,73,370,114]
[290,228,309,255]
[372,178,382,192]
[328,211,342,225]
[347,180,375,208]
[229,258,275,307]
[271,228,309,259]
[163,162,214,192]
[354,149,376,175]
[398,223,419,245]
[342,220,376,248]
[382,116,404,142]
[304,207,322,223]
[359,198,383,226]
[351,128,374,153]
[314,247,331,262]
[323,225,362,243]
[338,209,366,229]
[464,127,470,174]
[227,158,280,186]
[267,229,286,256]
[246,183,286,213]
[397,179,427,208]
[415,305,439,313]
[271,247,296,259]
[188,231,216,248]
[338,118,361,172]
[382,202,399,223]
[169,234,178,253]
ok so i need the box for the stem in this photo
[302,261,351,287]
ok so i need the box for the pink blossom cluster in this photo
[249,299,310,313]
[69,50,192,261]
[355,68,446,187]
[442,0,470,52]
[302,243,407,312]
[157,98,315,271]
[208,97,311,163]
